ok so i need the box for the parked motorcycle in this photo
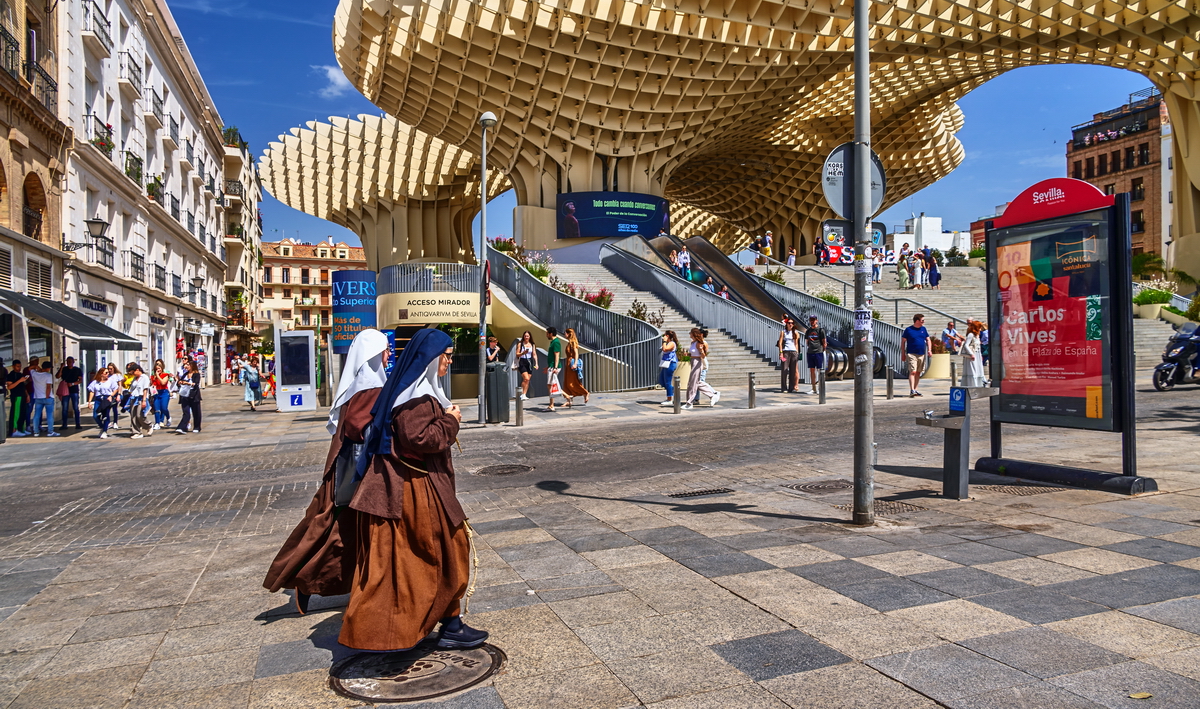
[1152,322,1200,391]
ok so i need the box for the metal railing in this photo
[1132,281,1192,313]
[224,179,245,198]
[21,206,41,240]
[124,250,145,283]
[145,87,163,124]
[119,52,142,95]
[25,62,57,112]
[154,264,166,291]
[378,262,480,293]
[0,25,18,78]
[603,241,782,366]
[185,139,194,165]
[82,0,113,54]
[94,237,115,270]
[733,248,972,323]
[752,272,906,375]
[169,195,179,220]
[87,114,113,157]
[488,245,663,392]
[122,151,142,185]
[167,115,179,145]
[172,274,182,298]
[186,210,194,234]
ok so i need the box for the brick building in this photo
[259,238,367,348]
[1066,88,1173,256]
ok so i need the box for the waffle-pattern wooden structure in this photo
[265,0,1200,270]
[259,115,509,269]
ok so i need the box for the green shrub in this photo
[763,268,786,284]
[1163,305,1187,317]
[1188,295,1200,322]
[968,247,986,259]
[1133,289,1174,306]
[818,293,841,306]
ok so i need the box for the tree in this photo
[1132,252,1165,279]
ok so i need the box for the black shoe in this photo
[436,616,488,649]
[295,591,311,615]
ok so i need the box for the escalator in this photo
[682,236,794,324]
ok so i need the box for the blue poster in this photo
[556,191,670,239]
[331,270,377,354]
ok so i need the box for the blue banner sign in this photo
[331,270,377,354]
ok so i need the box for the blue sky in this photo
[172,2,1156,245]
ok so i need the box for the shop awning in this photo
[0,289,142,351]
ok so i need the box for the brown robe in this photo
[338,395,470,651]
[262,388,379,597]
[563,345,589,399]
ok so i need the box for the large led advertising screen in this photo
[557,192,670,239]
[989,209,1115,431]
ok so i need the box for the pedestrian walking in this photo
[242,355,264,411]
[942,321,963,355]
[86,368,119,439]
[562,328,589,406]
[961,320,986,387]
[544,327,564,411]
[678,245,692,281]
[786,246,797,267]
[56,357,82,431]
[340,328,487,652]
[107,363,125,430]
[516,331,536,401]
[873,251,884,284]
[175,360,203,434]
[805,315,827,394]
[682,328,720,409]
[150,360,172,430]
[5,360,30,437]
[979,320,990,367]
[658,330,679,405]
[910,253,924,290]
[901,313,931,397]
[762,231,774,262]
[485,337,502,363]
[928,254,942,289]
[29,361,58,437]
[897,255,910,289]
[778,318,801,393]
[127,363,153,439]
[264,329,390,614]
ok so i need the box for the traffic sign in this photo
[821,142,886,220]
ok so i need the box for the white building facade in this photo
[59,0,251,382]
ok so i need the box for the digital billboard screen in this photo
[556,192,669,239]
[989,208,1115,431]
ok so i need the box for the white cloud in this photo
[312,65,353,99]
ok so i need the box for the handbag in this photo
[333,442,366,507]
[56,380,69,398]
[178,384,194,399]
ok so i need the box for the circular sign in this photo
[329,643,506,703]
[821,143,886,220]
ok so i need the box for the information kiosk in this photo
[275,329,317,412]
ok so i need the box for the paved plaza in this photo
[0,375,1198,708]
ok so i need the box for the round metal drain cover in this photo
[474,464,534,476]
[786,480,854,494]
[330,643,506,703]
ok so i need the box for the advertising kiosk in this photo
[976,178,1154,493]
[275,329,318,412]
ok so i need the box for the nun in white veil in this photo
[264,329,390,614]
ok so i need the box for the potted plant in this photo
[1133,282,1176,319]
[926,338,951,379]
[146,175,163,201]
[674,353,692,390]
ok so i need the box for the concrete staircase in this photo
[745,264,988,326]
[551,264,778,390]
[1134,317,1176,369]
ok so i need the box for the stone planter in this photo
[1139,303,1164,319]
[1160,308,1197,328]
[924,352,951,379]
[968,257,987,268]
[674,360,692,390]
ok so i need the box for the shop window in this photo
[26,258,51,298]
[27,326,51,359]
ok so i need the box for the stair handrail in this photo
[732,248,974,325]
[487,244,661,391]
[1131,280,1192,312]
[602,241,783,365]
[749,271,907,375]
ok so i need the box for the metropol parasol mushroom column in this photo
[328,0,1200,271]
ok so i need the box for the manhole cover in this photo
[666,488,734,498]
[974,484,1067,496]
[835,500,925,517]
[329,642,506,703]
[474,465,534,476]
[1007,502,1035,510]
[784,480,854,495]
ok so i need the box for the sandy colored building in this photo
[259,237,367,349]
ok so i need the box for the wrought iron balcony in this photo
[22,206,41,240]
[165,115,179,149]
[186,210,195,234]
[94,236,115,270]
[123,151,143,186]
[0,25,19,79]
[118,52,142,98]
[124,250,146,283]
[25,62,57,113]
[169,194,180,221]
[154,264,167,291]
[144,87,164,129]
[172,274,182,298]
[87,114,114,158]
[224,179,245,199]
[82,0,113,57]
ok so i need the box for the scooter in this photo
[1152,322,1200,391]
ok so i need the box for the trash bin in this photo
[485,362,510,424]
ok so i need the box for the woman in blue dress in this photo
[242,355,263,411]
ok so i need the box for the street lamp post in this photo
[478,111,497,425]
[851,0,875,526]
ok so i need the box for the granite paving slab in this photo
[709,629,851,681]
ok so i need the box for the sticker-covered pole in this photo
[851,0,875,526]
[478,112,498,425]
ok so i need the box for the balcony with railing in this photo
[25,62,57,113]
[118,52,142,98]
[186,210,195,234]
[144,87,163,129]
[226,309,253,329]
[94,236,115,270]
[22,206,41,240]
[164,115,179,150]
[205,176,215,194]
[224,179,245,202]
[172,274,182,298]
[180,139,194,171]
[87,114,114,158]
[147,177,164,203]
[82,0,113,57]
[122,151,142,186]
[0,25,19,79]
[169,194,180,220]
[199,222,206,244]
[124,250,145,283]
[154,264,167,291]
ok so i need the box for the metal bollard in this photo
[748,372,757,409]
[673,375,682,414]
[514,385,523,427]
[950,361,958,387]
[886,367,894,400]
[818,368,826,405]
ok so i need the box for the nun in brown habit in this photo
[338,327,487,651]
[262,329,391,613]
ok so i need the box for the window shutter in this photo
[0,247,11,290]
[26,258,52,298]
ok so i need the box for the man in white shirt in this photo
[678,246,692,281]
[29,361,59,437]
[127,363,154,438]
